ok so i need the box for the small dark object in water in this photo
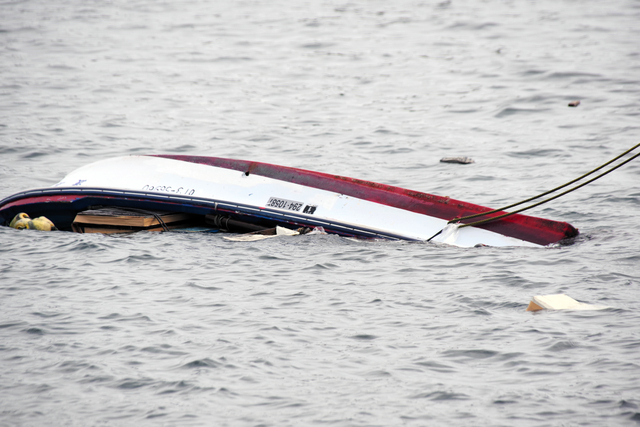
[440,157,475,165]
[568,100,580,107]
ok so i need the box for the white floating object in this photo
[526,294,608,311]
[275,226,300,236]
[224,226,300,242]
[223,234,273,242]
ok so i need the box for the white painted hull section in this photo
[54,156,540,247]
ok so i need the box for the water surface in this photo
[1,0,639,425]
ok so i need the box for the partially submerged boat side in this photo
[0,155,579,247]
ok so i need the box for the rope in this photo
[115,207,170,231]
[449,142,640,225]
[457,148,640,229]
[426,143,640,242]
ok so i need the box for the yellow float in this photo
[9,213,57,231]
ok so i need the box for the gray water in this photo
[1,1,640,426]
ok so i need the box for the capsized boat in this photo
[0,155,578,247]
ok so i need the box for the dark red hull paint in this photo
[153,155,579,246]
[0,194,83,210]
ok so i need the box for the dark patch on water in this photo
[0,322,25,330]
[442,349,499,360]
[495,107,550,118]
[546,341,579,352]
[350,334,377,341]
[414,360,456,373]
[412,390,470,401]
[185,282,221,291]
[182,358,221,369]
[31,311,62,319]
[117,378,154,389]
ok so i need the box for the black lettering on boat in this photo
[303,205,317,215]
[266,197,304,212]
[142,185,196,196]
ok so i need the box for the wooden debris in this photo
[568,100,580,107]
[72,207,194,234]
[440,157,475,165]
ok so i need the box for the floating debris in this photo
[223,225,300,241]
[526,294,608,311]
[72,207,193,233]
[223,226,326,242]
[9,212,57,231]
[568,100,580,107]
[440,156,475,165]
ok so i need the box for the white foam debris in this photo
[223,225,312,242]
[275,226,300,236]
[526,294,609,311]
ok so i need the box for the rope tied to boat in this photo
[428,143,640,240]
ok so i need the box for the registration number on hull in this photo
[266,197,304,212]
[266,197,317,215]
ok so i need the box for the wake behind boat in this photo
[0,155,579,247]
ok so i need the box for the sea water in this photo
[1,1,640,425]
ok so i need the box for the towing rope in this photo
[453,143,640,229]
[427,143,640,241]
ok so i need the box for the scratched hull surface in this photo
[1,0,640,426]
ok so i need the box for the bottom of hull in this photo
[0,155,579,247]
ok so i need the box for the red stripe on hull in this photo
[1,194,83,209]
[153,155,578,245]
